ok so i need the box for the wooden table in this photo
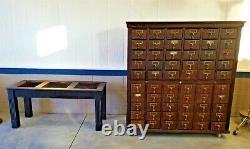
[7,80,106,131]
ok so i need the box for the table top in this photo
[8,80,106,91]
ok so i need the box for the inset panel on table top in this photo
[166,29,183,39]
[149,40,164,49]
[130,50,146,60]
[165,51,182,60]
[202,40,218,49]
[74,82,99,89]
[220,39,236,49]
[221,28,238,39]
[43,82,71,88]
[217,60,234,70]
[202,29,219,39]
[149,29,164,39]
[18,81,43,87]
[132,29,147,39]
[184,40,200,50]
[147,51,164,60]
[131,40,146,49]
[166,40,182,50]
[185,29,201,39]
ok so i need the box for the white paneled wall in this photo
[0,0,248,114]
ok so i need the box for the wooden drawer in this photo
[196,84,213,94]
[130,61,146,69]
[147,51,164,60]
[216,71,232,80]
[214,94,229,103]
[198,61,215,70]
[148,121,161,129]
[211,122,226,131]
[178,121,193,130]
[163,71,180,80]
[132,29,147,39]
[219,50,235,60]
[147,112,161,121]
[178,113,193,121]
[147,83,162,93]
[163,83,179,94]
[213,104,228,113]
[185,29,201,39]
[214,84,230,95]
[182,61,198,70]
[131,120,145,128]
[163,94,178,103]
[180,104,194,112]
[181,70,198,80]
[193,122,209,130]
[147,94,161,103]
[131,82,145,93]
[147,61,163,70]
[162,103,178,112]
[221,28,237,39]
[147,102,161,112]
[131,111,144,120]
[194,113,210,122]
[162,121,177,130]
[200,50,216,60]
[198,70,215,80]
[182,51,199,60]
[131,93,145,102]
[195,103,210,113]
[202,29,219,39]
[166,40,182,50]
[180,94,194,104]
[217,61,234,70]
[147,71,163,80]
[149,40,164,49]
[162,112,177,121]
[166,29,183,39]
[132,40,146,49]
[181,84,195,94]
[131,102,144,111]
[184,40,200,50]
[211,113,227,122]
[220,39,236,49]
[202,40,218,49]
[165,51,182,60]
[196,94,212,104]
[165,61,180,70]
[149,29,164,39]
[130,71,145,80]
[130,50,146,60]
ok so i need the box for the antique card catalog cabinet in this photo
[127,21,244,135]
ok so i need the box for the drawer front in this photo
[211,122,226,131]
[166,29,183,39]
[130,50,146,60]
[166,40,182,50]
[178,121,193,130]
[219,50,235,60]
[131,93,145,102]
[147,83,162,93]
[149,40,164,49]
[213,104,228,113]
[179,112,193,121]
[214,94,229,103]
[132,29,147,39]
[148,121,161,129]
[194,113,210,122]
[131,120,145,128]
[184,40,200,50]
[202,29,219,39]
[198,70,215,80]
[180,94,194,104]
[165,51,182,60]
[202,40,218,49]
[214,84,230,95]
[181,84,195,94]
[147,94,161,103]
[162,94,178,103]
[181,70,198,80]
[211,113,227,122]
[162,103,178,112]
[193,122,209,130]
[131,111,144,120]
[216,71,232,80]
[131,102,144,111]
[130,61,146,69]
[220,39,236,49]
[163,71,180,80]
[162,112,177,121]
[221,28,238,39]
[147,112,161,121]
[130,71,145,80]
[217,61,234,70]
[183,51,199,60]
[147,51,164,60]
[149,29,164,39]
[165,61,181,70]
[196,94,212,104]
[147,71,163,80]
[180,104,194,112]
[198,61,215,70]
[147,102,161,112]
[182,61,198,70]
[197,84,213,94]
[185,29,201,39]
[200,50,216,60]
[195,103,210,112]
[131,83,145,93]
[162,121,177,130]
[163,83,179,94]
[147,61,163,70]
[132,40,146,49]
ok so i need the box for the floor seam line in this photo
[69,113,87,149]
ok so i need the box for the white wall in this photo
[0,0,248,115]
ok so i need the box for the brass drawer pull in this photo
[171,30,179,38]
[207,29,216,38]
[136,30,144,38]
[225,29,235,34]
[152,41,161,48]
[189,40,197,48]
[206,40,214,49]
[171,40,178,49]
[153,30,162,38]
[152,61,160,68]
[136,41,143,49]
[152,51,160,58]
[224,40,233,49]
[152,71,160,79]
[189,29,198,39]
[170,51,178,59]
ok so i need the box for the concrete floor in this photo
[0,113,249,149]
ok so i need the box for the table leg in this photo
[7,89,20,128]
[101,86,106,120]
[95,97,102,131]
[24,97,33,117]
